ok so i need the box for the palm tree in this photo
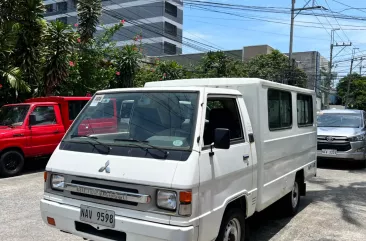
[77,0,102,43]
[42,21,77,96]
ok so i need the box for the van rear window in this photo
[268,89,292,130]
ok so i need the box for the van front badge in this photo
[98,160,110,173]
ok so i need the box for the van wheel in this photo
[216,208,246,241]
[283,177,301,216]
[0,150,25,177]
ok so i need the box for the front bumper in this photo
[40,199,197,241]
[317,150,365,161]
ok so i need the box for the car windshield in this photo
[0,105,30,126]
[64,91,199,150]
[317,113,362,128]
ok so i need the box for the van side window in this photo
[203,97,244,146]
[297,94,313,127]
[30,106,56,126]
[68,100,89,120]
[268,89,292,130]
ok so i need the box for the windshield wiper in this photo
[70,135,111,154]
[113,138,169,157]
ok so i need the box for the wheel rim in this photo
[224,218,241,241]
[4,153,21,172]
[292,181,299,208]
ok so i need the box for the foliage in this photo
[244,50,307,88]
[194,51,247,78]
[13,0,45,95]
[336,73,366,109]
[77,0,102,43]
[42,21,77,96]
[112,44,143,88]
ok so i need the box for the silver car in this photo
[317,109,366,166]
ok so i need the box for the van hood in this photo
[46,148,180,188]
[317,127,363,137]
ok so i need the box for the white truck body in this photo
[40,78,317,241]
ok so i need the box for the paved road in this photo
[0,160,365,241]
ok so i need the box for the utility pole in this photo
[345,48,359,107]
[288,0,324,84]
[360,58,363,75]
[324,28,351,109]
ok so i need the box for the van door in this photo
[29,105,65,156]
[198,94,253,241]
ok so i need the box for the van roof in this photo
[144,78,314,94]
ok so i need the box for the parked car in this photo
[0,96,90,177]
[317,109,366,166]
[40,78,317,241]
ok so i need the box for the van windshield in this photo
[64,92,199,150]
[317,113,362,128]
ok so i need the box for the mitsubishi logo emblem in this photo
[98,160,110,173]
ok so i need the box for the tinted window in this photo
[297,94,313,126]
[204,97,243,145]
[0,105,30,126]
[86,100,114,119]
[68,100,89,120]
[165,22,177,36]
[165,2,178,17]
[164,42,177,55]
[268,89,292,130]
[57,2,67,11]
[30,106,56,126]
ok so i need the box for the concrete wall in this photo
[243,45,274,61]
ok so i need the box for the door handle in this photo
[243,155,250,160]
[53,129,60,134]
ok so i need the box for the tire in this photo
[216,208,246,241]
[0,150,25,177]
[282,177,301,216]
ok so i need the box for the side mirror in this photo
[29,114,36,126]
[214,128,230,149]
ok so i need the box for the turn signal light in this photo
[44,172,48,182]
[179,191,192,203]
[47,217,56,226]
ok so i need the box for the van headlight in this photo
[349,135,365,142]
[157,190,177,211]
[51,174,65,190]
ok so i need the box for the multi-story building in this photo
[43,0,183,56]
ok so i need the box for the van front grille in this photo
[317,142,352,152]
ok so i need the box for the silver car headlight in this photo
[349,135,365,142]
[51,174,65,190]
[157,190,177,211]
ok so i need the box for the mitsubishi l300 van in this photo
[40,78,317,241]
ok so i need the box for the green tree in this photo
[77,0,102,43]
[13,0,45,95]
[336,73,366,109]
[112,44,142,88]
[244,50,307,88]
[42,21,77,96]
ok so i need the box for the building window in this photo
[165,2,177,17]
[297,94,313,127]
[164,22,177,36]
[164,42,177,55]
[268,89,292,130]
[57,17,68,24]
[45,4,53,13]
[57,2,68,12]
[203,97,244,146]
[68,100,89,120]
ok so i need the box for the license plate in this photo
[322,149,337,155]
[80,205,115,228]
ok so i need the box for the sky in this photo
[182,0,366,81]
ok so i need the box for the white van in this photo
[40,78,317,241]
